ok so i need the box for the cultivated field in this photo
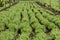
[0,1,60,40]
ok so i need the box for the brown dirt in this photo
[0,2,18,12]
[36,2,60,16]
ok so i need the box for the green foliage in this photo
[0,1,60,40]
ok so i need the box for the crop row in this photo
[0,1,60,40]
[37,0,60,11]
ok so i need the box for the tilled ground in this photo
[0,1,60,40]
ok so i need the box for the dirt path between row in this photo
[36,2,60,15]
[0,2,18,12]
